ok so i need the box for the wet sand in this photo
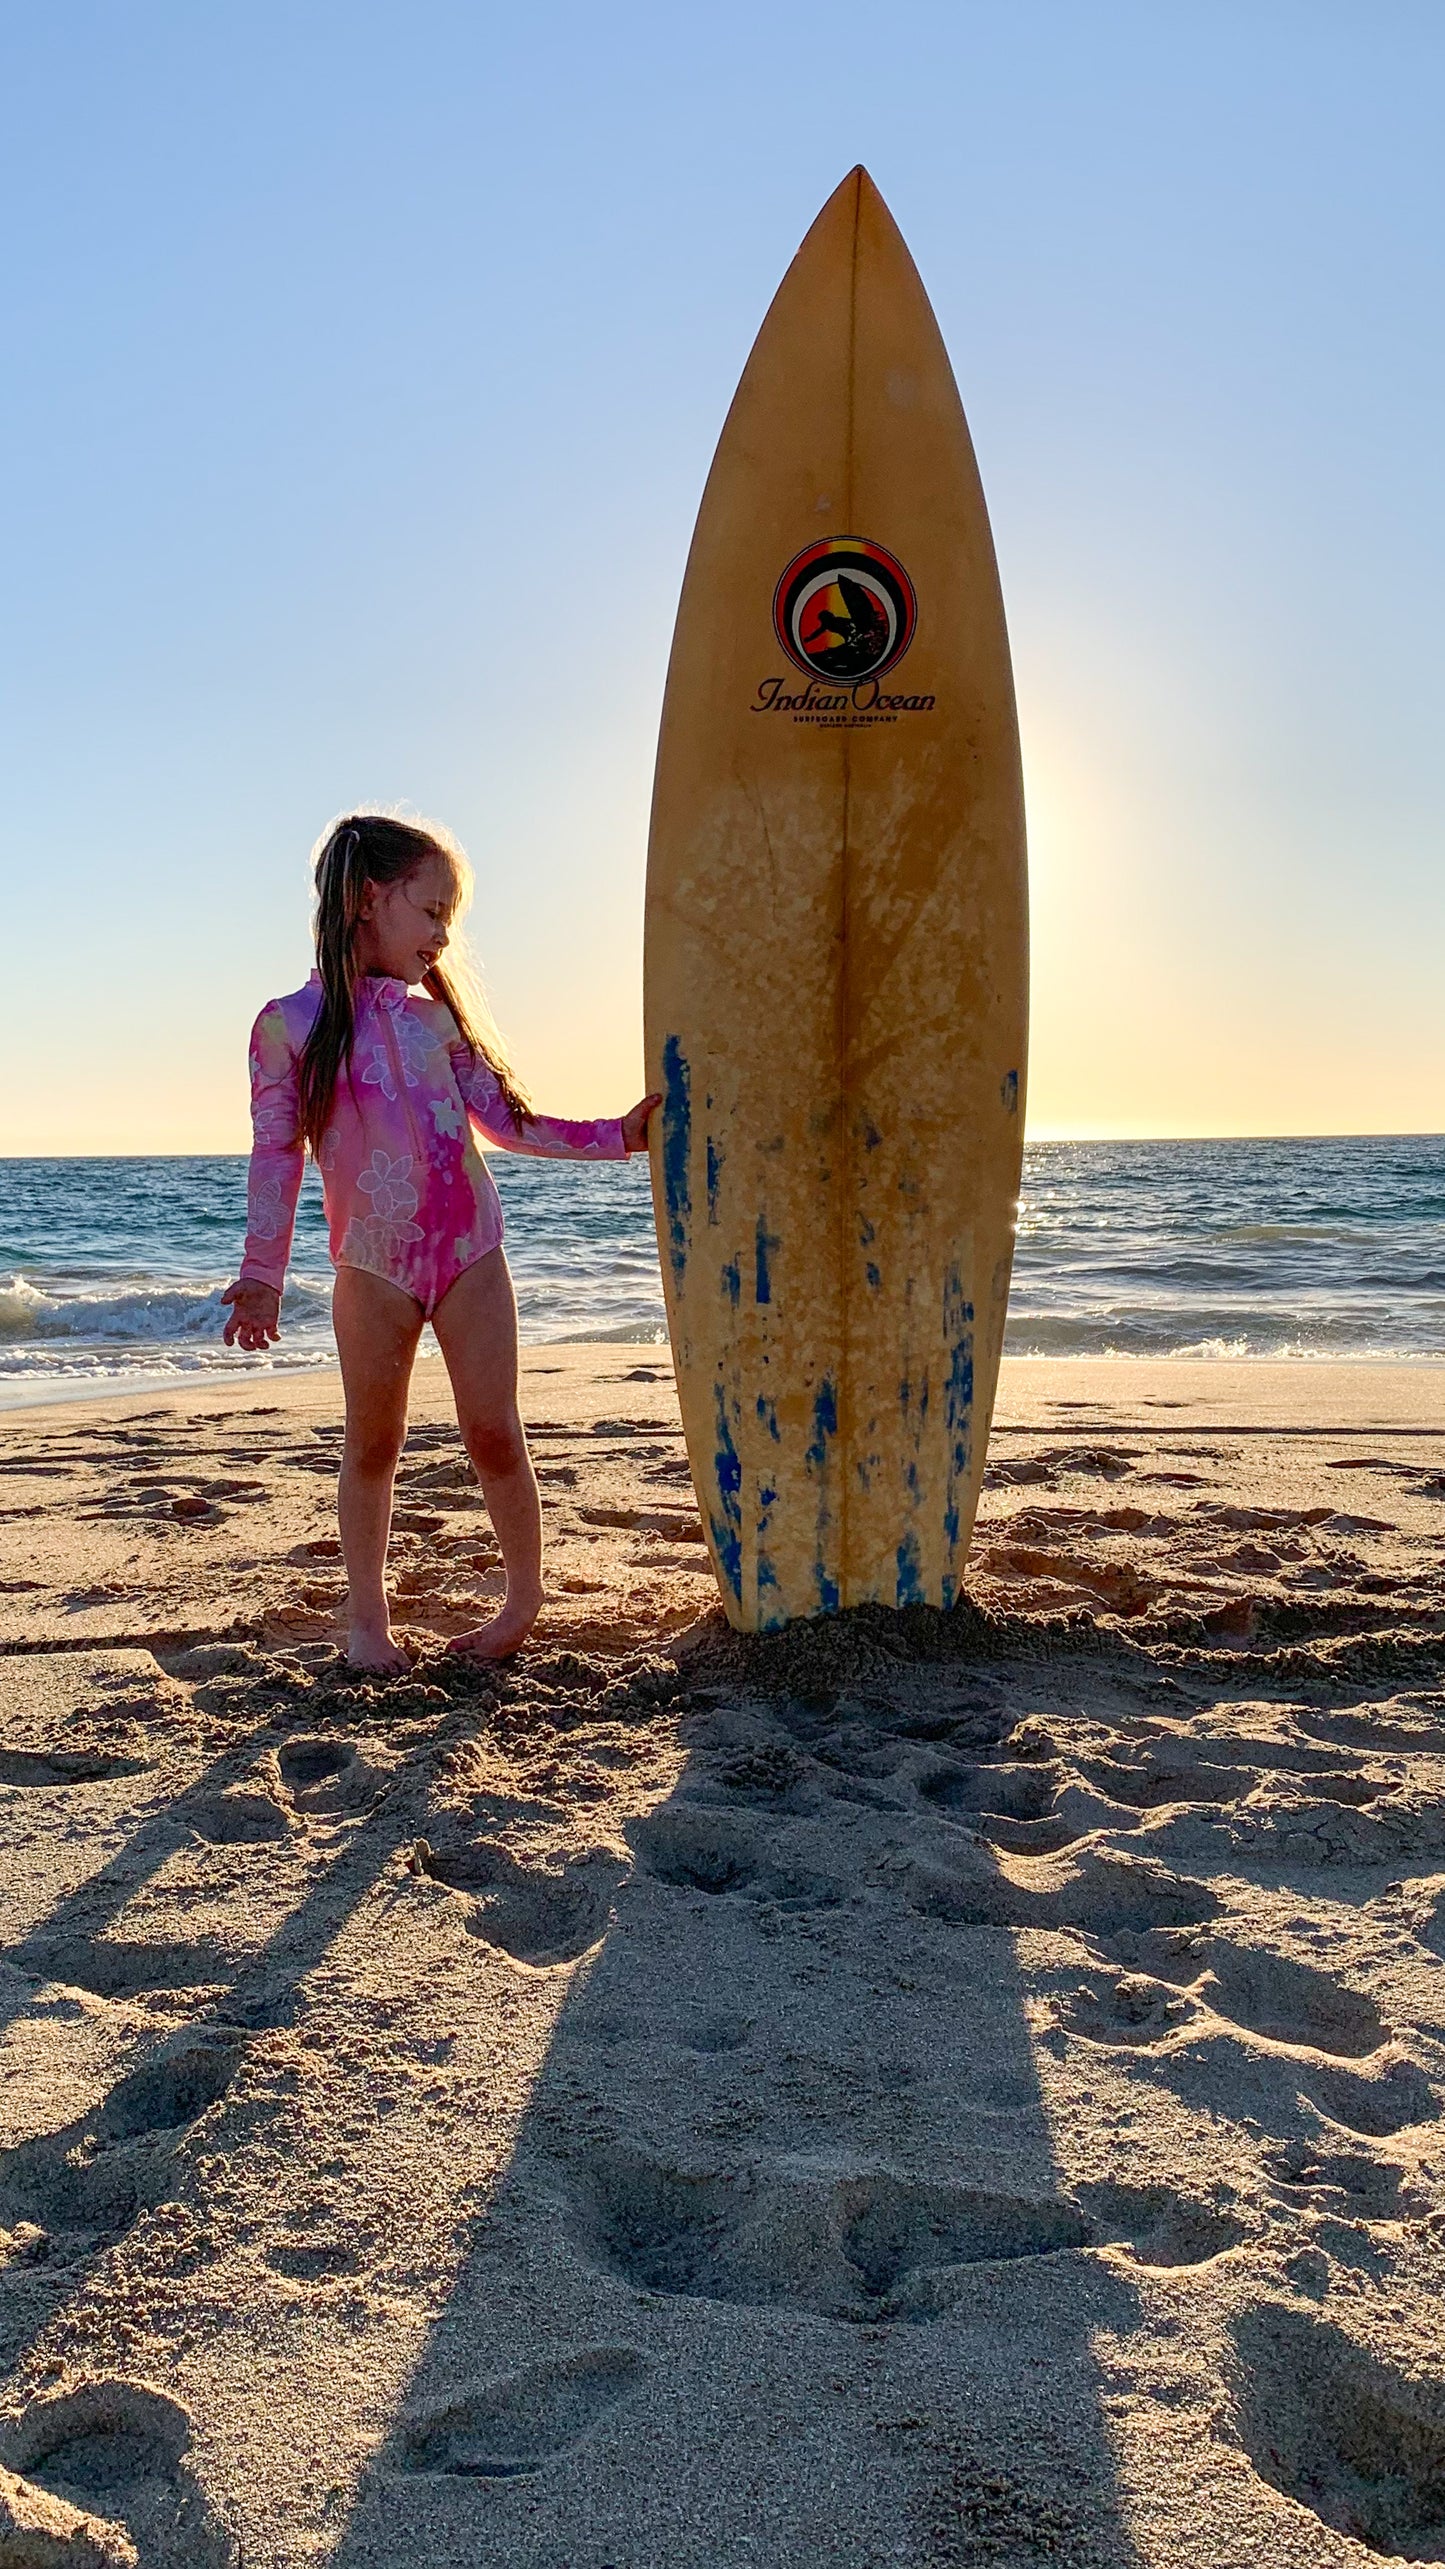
[1,1350,1444,2566]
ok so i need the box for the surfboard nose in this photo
[792,166,914,305]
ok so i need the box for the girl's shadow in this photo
[325,1661,1149,2568]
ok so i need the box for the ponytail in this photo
[295,811,529,1155]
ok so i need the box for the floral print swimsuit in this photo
[239,972,626,1314]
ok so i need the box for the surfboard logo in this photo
[773,537,917,683]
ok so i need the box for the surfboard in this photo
[644,166,1028,1632]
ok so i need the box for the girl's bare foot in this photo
[347,1623,413,1675]
[447,1585,543,1662]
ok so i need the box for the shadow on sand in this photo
[320,1618,1153,2568]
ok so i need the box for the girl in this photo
[221,812,658,1671]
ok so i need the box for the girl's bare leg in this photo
[431,1247,543,1660]
[332,1265,424,1672]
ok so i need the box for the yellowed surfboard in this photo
[645,166,1027,1632]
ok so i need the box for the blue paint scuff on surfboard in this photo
[941,1266,975,1604]
[806,1376,840,1611]
[710,1380,743,1601]
[661,1037,691,1293]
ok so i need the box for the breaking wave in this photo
[0,1132,1441,1407]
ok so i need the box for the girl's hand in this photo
[221,1279,282,1351]
[621,1093,663,1154]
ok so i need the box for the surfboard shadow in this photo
[326,1659,1151,2567]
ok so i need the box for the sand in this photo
[1,1348,1444,2566]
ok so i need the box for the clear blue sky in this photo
[2,1,1441,1148]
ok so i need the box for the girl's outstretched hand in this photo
[221,1279,282,1352]
[621,1093,663,1154]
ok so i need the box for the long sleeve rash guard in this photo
[239,971,626,1314]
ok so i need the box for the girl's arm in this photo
[237,1002,307,1289]
[450,1045,629,1161]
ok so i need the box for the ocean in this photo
[0,1134,1441,1410]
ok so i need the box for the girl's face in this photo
[355,853,458,986]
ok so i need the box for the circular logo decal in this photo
[772,536,917,683]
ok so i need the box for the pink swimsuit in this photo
[239,972,626,1313]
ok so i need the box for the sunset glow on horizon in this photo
[1,5,1440,1155]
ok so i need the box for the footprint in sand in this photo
[1074,1751,1259,1812]
[185,1785,295,1845]
[275,1736,378,1816]
[1298,2054,1438,2140]
[631,1808,841,1912]
[1073,2179,1248,2268]
[563,2145,1239,2325]
[20,1935,232,2002]
[679,2010,752,2055]
[410,1837,628,1965]
[907,1848,1219,1938]
[1231,1783,1445,1871]
[1302,1698,1445,1753]
[1230,2301,1445,2561]
[982,1457,1058,1487]
[813,1729,908,1783]
[1410,1885,1445,1966]
[1116,1934,1389,2059]
[982,1542,1157,1617]
[919,1760,1064,1821]
[969,1810,1085,1857]
[263,2232,366,2283]
[1056,1969,1198,2049]
[0,2380,237,2569]
[163,1641,272,1681]
[894,1694,1008,1746]
[1177,1725,1406,1794]
[917,1760,1082,1856]
[1262,2140,1414,2210]
[1036,1446,1144,1480]
[695,1742,817,1811]
[0,1746,149,1787]
[397,2348,649,2479]
[0,2036,242,2249]
[567,2145,1086,2321]
[1150,2019,1431,2148]
[580,1504,706,1543]
[1074,1932,1434,2136]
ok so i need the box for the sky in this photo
[1,1,1441,1152]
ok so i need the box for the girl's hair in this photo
[296,811,530,1155]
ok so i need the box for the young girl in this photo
[221,812,658,1671]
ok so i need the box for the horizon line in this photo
[0,1127,1442,1163]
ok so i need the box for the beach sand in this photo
[1,1349,1444,2565]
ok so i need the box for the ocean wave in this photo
[1003,1306,1445,1359]
[0,1343,340,1413]
[0,1137,1441,1408]
[0,1271,332,1351]
[0,1342,338,1380]
[540,1318,670,1346]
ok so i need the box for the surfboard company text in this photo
[751,674,936,723]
